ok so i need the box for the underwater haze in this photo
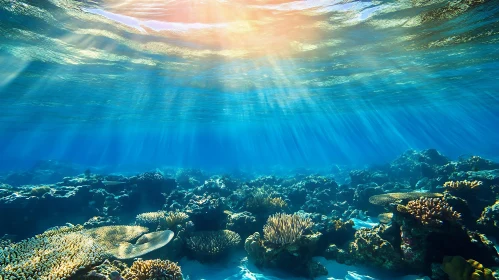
[1,0,498,172]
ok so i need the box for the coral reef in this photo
[1,149,499,279]
[326,225,404,270]
[263,213,313,246]
[442,255,495,280]
[0,226,108,279]
[123,259,183,280]
[477,200,499,238]
[186,230,241,262]
[162,211,190,231]
[398,197,461,226]
[136,211,167,230]
[444,180,483,191]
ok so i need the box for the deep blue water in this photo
[1,0,499,172]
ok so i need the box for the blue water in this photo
[1,0,499,172]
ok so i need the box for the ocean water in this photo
[1,0,499,279]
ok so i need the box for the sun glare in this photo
[88,0,343,58]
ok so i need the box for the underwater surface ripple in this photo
[0,0,499,169]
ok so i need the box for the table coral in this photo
[368,192,443,206]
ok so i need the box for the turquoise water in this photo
[1,0,499,170]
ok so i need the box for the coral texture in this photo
[263,213,313,246]
[123,259,183,280]
[398,197,461,226]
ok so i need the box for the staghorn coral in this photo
[444,180,483,191]
[368,192,443,206]
[442,255,495,280]
[0,229,109,279]
[263,213,313,246]
[123,259,183,280]
[135,211,167,229]
[398,197,461,226]
[186,230,241,260]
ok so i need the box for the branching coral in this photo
[123,259,183,280]
[444,180,483,191]
[398,197,461,226]
[442,255,495,280]
[186,230,241,258]
[369,192,443,206]
[263,213,313,246]
[162,211,190,230]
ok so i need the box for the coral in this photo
[477,201,499,237]
[123,259,183,280]
[378,213,394,224]
[324,219,356,246]
[444,180,483,191]
[186,194,226,231]
[346,227,403,270]
[29,185,52,197]
[0,227,108,279]
[82,259,128,280]
[245,188,287,214]
[162,211,190,230]
[244,231,326,278]
[83,225,149,249]
[442,256,495,280]
[106,230,175,260]
[398,197,461,226]
[84,216,121,228]
[263,213,313,246]
[225,211,258,239]
[135,211,167,229]
[368,192,443,206]
[10,225,176,262]
[186,230,241,260]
